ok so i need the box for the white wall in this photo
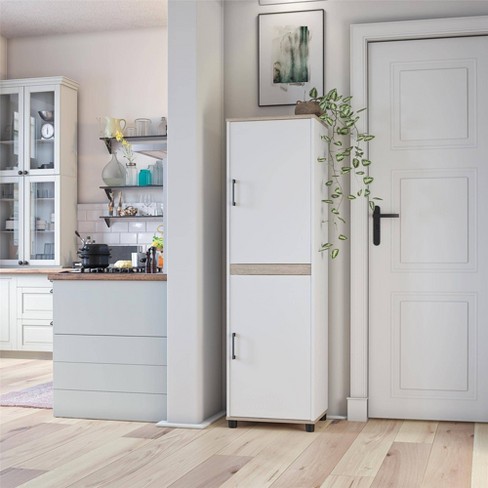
[0,35,6,79]
[224,0,488,417]
[7,28,167,203]
[166,0,224,424]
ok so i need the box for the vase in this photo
[294,100,323,116]
[125,162,138,186]
[102,153,126,186]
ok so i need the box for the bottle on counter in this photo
[145,249,152,273]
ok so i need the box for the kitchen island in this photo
[48,271,167,422]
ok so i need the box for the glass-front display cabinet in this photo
[0,77,79,267]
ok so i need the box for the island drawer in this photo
[54,335,167,365]
[54,362,167,394]
[53,281,167,336]
[54,390,167,422]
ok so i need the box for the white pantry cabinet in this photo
[0,77,78,267]
[226,116,328,432]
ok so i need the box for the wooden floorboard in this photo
[0,358,483,488]
[421,422,474,488]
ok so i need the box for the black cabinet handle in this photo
[50,289,53,294]
[231,179,237,206]
[231,332,237,359]
[23,170,28,175]
[18,260,23,265]
[373,205,399,245]
[18,170,23,175]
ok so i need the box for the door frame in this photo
[348,15,488,422]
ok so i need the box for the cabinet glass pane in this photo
[0,182,20,260]
[29,91,55,172]
[0,93,20,172]
[30,181,55,260]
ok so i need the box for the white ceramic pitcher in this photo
[102,116,126,137]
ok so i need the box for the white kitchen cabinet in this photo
[0,274,53,352]
[226,116,328,432]
[0,77,78,267]
[0,276,16,349]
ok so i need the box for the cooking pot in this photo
[77,243,111,268]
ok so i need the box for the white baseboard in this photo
[156,410,225,429]
[347,397,368,422]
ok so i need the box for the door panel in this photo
[369,36,488,421]
[228,119,311,264]
[228,275,311,420]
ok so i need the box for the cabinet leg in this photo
[305,424,315,433]
[228,420,238,429]
[320,413,327,421]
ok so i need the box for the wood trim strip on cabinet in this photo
[230,264,311,275]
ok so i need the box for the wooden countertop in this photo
[0,267,63,275]
[48,271,167,281]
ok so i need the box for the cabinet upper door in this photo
[0,87,23,175]
[25,85,58,175]
[228,118,313,264]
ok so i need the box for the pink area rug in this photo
[0,382,52,409]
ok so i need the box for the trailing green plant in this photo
[309,87,381,258]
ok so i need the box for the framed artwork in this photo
[258,9,324,106]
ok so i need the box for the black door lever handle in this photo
[373,205,399,246]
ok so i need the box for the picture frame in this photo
[259,0,318,4]
[258,9,324,107]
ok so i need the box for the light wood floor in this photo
[0,358,487,488]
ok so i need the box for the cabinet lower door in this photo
[228,274,311,421]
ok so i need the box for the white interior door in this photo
[368,36,488,421]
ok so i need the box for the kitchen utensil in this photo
[77,243,111,269]
[38,110,54,122]
[75,230,86,246]
[131,252,146,268]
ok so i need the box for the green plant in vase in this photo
[308,87,381,258]
[115,130,137,186]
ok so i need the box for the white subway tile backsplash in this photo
[78,204,166,249]
[78,221,96,233]
[120,233,138,244]
[145,221,164,233]
[103,233,121,244]
[86,210,101,221]
[129,222,146,232]
[138,233,154,245]
[96,221,109,232]
[110,221,130,233]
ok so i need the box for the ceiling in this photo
[0,0,167,39]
